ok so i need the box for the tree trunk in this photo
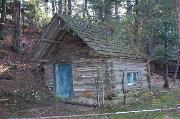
[63,0,67,15]
[164,26,169,88]
[58,0,63,15]
[67,0,71,15]
[12,0,21,51]
[115,0,119,20]
[98,7,103,21]
[134,0,139,43]
[52,1,55,15]
[104,0,111,21]
[1,0,6,24]
[83,0,88,18]
[174,0,180,79]
[164,63,169,88]
[21,8,25,33]
[147,60,152,91]
[126,0,132,15]
[0,0,6,35]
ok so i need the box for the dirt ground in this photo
[0,101,99,119]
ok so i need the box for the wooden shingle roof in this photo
[28,14,148,61]
[62,15,147,59]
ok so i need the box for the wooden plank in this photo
[74,82,104,85]
[73,77,95,84]
[34,21,61,59]
[27,59,50,63]
[74,68,99,72]
[74,91,97,98]
[74,89,102,92]
[45,32,66,58]
[40,39,62,44]
[74,84,96,89]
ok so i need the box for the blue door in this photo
[55,64,73,98]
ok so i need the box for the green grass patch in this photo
[103,90,180,119]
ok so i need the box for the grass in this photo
[103,90,180,119]
[3,90,180,119]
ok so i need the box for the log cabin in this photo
[28,14,151,107]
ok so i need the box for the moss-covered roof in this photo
[29,14,148,61]
[61,15,147,59]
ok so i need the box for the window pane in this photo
[133,73,137,82]
[127,72,138,85]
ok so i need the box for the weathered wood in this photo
[74,89,101,92]
[74,91,97,98]
[27,59,50,63]
[45,32,66,59]
[40,39,62,44]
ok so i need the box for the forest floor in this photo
[0,89,179,119]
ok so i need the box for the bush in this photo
[0,90,40,111]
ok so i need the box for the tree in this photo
[0,0,6,40]
[67,0,71,15]
[126,0,132,15]
[22,0,51,28]
[63,0,67,15]
[139,0,177,88]
[115,0,120,20]
[83,0,88,18]
[174,0,180,80]
[133,0,139,43]
[58,0,63,15]
[51,0,55,15]
[103,0,112,20]
[12,0,21,51]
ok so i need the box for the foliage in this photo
[21,0,51,28]
[1,90,38,104]
[137,0,178,61]
[152,45,176,64]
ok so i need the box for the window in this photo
[127,72,138,85]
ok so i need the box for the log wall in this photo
[109,58,149,103]
[71,58,106,106]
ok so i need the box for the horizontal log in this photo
[73,59,105,63]
[74,69,99,72]
[26,59,50,63]
[40,39,62,44]
[73,77,104,84]
[80,75,97,78]
[74,91,103,99]
[74,89,102,92]
[74,91,97,98]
